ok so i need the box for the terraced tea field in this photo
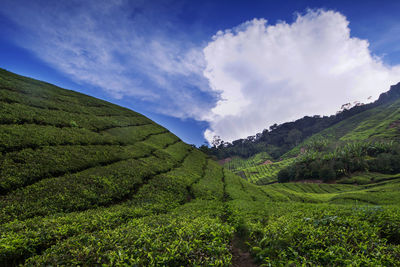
[1,69,400,266]
[0,69,235,265]
[240,158,295,184]
[223,153,294,185]
[223,152,272,171]
[260,177,400,204]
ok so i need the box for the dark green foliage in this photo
[0,143,155,193]
[278,141,400,182]
[319,164,336,182]
[277,168,291,183]
[0,124,115,152]
[369,153,400,173]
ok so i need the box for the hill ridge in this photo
[204,81,400,160]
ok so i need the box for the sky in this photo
[1,0,400,146]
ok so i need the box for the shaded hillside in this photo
[0,68,268,265]
[224,93,400,185]
[203,82,400,160]
[272,91,400,183]
[285,95,400,158]
[212,82,400,185]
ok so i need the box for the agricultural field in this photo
[261,176,400,204]
[224,176,400,266]
[0,69,238,265]
[223,152,294,185]
[223,152,272,171]
[240,158,295,184]
[337,172,400,185]
[1,69,400,266]
[243,202,400,266]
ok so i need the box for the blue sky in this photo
[1,0,400,146]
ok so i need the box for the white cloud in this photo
[202,9,400,143]
[0,0,214,119]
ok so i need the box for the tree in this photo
[319,165,336,182]
[285,129,302,146]
[211,136,223,148]
[278,168,291,183]
[269,123,278,131]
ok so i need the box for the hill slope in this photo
[284,92,400,158]
[205,82,400,160]
[1,69,400,266]
[270,88,400,183]
[0,68,270,265]
[219,83,400,184]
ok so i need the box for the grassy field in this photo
[1,69,400,266]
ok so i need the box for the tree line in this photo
[200,82,400,160]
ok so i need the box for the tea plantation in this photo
[1,69,400,266]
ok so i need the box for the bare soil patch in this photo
[261,160,273,165]
[389,120,400,129]
[218,157,232,165]
[231,236,258,267]
[295,179,337,184]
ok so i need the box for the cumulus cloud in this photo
[203,9,400,143]
[0,0,214,119]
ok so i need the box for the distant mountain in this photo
[284,86,400,159]
[205,82,400,160]
[214,82,400,185]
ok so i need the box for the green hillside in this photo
[204,82,400,162]
[223,153,294,184]
[219,83,400,186]
[274,93,400,183]
[284,94,400,159]
[223,152,272,171]
[1,69,400,266]
[0,69,245,265]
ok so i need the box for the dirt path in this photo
[231,236,258,267]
